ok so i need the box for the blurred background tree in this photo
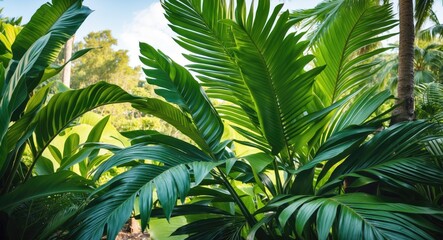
[71,30,142,90]
[69,30,183,136]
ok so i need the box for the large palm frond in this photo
[229,0,324,155]
[0,0,91,175]
[322,122,435,186]
[262,120,443,239]
[162,0,247,103]
[306,1,397,107]
[417,24,443,40]
[163,0,327,155]
[161,0,263,146]
[71,139,222,240]
[11,0,90,62]
[415,0,440,32]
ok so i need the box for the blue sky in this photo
[2,1,442,66]
[2,0,158,41]
[1,0,320,65]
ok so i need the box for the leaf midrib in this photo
[240,27,290,153]
[330,7,368,105]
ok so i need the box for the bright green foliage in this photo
[70,0,443,240]
[0,1,148,239]
[414,42,443,84]
[2,0,443,240]
[140,43,224,153]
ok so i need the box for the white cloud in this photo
[120,2,188,67]
[119,1,320,67]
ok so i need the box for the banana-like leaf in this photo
[73,161,223,240]
[93,143,211,181]
[0,34,50,165]
[122,130,209,160]
[1,0,92,166]
[0,170,93,212]
[12,0,90,61]
[140,43,223,153]
[9,0,91,98]
[32,81,141,154]
[0,22,21,66]
[273,193,442,240]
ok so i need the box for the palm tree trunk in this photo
[62,36,74,88]
[392,0,415,124]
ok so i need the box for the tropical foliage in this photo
[67,0,443,239]
[0,1,143,238]
[1,0,443,240]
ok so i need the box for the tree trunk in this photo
[62,36,74,88]
[391,0,415,124]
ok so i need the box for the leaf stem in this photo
[3,143,26,193]
[216,166,269,239]
[274,157,282,195]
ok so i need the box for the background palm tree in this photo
[392,0,416,123]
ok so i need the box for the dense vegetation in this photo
[0,0,443,239]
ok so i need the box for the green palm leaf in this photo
[415,0,437,32]
[139,43,223,153]
[9,0,90,96]
[162,0,249,104]
[307,1,397,107]
[271,193,441,240]
[314,121,439,194]
[93,143,211,180]
[348,157,443,192]
[162,0,264,142]
[2,81,140,174]
[0,22,21,66]
[330,89,392,134]
[73,160,222,240]
[1,0,91,163]
[227,0,324,154]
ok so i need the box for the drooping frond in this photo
[71,142,221,240]
[140,43,224,153]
